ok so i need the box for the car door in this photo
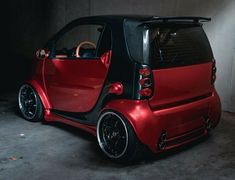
[44,24,111,112]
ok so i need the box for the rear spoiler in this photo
[142,16,211,24]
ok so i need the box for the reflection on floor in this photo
[0,92,235,180]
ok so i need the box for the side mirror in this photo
[36,49,49,60]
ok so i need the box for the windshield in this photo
[149,25,213,68]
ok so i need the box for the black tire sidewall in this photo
[97,110,139,163]
[18,84,44,122]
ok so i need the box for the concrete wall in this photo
[89,0,235,112]
[231,49,235,112]
[4,0,235,112]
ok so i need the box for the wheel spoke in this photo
[19,85,37,119]
[98,112,128,158]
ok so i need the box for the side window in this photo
[54,24,106,59]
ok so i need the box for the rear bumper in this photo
[105,90,221,153]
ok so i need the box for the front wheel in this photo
[18,84,44,122]
[97,111,143,163]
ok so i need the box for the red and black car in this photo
[18,15,221,162]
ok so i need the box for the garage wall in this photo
[6,0,90,58]
[2,0,90,91]
[89,0,235,112]
[231,50,235,112]
[4,0,235,112]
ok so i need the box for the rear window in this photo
[149,25,213,68]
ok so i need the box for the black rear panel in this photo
[149,25,213,69]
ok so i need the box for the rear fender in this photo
[102,99,158,151]
[208,91,222,127]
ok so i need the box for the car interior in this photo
[54,25,111,60]
[55,41,97,59]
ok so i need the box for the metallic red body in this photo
[105,91,221,152]
[149,63,213,109]
[20,16,222,158]
[109,82,124,95]
[28,56,221,154]
[28,57,221,152]
[44,58,107,112]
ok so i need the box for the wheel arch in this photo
[100,99,159,153]
[26,80,51,109]
[100,99,153,143]
[98,108,137,134]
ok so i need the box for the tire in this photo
[18,84,44,122]
[97,110,144,163]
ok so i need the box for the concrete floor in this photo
[0,92,235,180]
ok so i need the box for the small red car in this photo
[18,15,221,162]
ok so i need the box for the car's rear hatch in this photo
[148,23,214,109]
[149,63,213,109]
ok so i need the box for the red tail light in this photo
[138,88,152,97]
[211,59,216,84]
[139,78,152,87]
[139,68,151,76]
[137,65,153,99]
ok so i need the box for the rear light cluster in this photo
[137,65,153,99]
[211,59,217,84]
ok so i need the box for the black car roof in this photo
[47,14,211,55]
[48,15,153,43]
[74,15,211,23]
[75,15,153,22]
[49,15,210,42]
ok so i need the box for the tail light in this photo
[137,65,153,99]
[211,59,217,84]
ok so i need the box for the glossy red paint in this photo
[28,55,221,154]
[19,16,222,160]
[208,91,221,127]
[27,80,51,110]
[44,109,96,135]
[109,82,124,95]
[27,58,51,109]
[43,58,109,112]
[28,52,221,154]
[149,62,213,109]
[104,90,221,153]
[101,50,112,69]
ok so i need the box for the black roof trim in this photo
[144,16,211,23]
[75,15,211,23]
[74,15,153,22]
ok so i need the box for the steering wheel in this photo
[75,41,96,58]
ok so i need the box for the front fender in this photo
[26,80,51,109]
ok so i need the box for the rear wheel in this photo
[18,84,44,122]
[97,111,143,163]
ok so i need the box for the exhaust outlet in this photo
[204,117,212,130]
[158,131,167,150]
